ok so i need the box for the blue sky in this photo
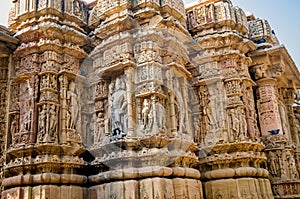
[0,0,299,68]
[231,0,300,69]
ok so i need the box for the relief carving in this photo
[96,80,109,99]
[95,112,105,144]
[10,114,20,146]
[38,0,47,9]
[110,77,128,139]
[66,81,79,129]
[37,104,58,143]
[142,98,151,129]
[3,0,300,199]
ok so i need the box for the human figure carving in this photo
[155,101,166,131]
[41,75,48,88]
[288,156,299,179]
[22,110,32,132]
[187,11,196,29]
[200,86,211,133]
[50,74,56,89]
[268,151,278,177]
[49,105,57,140]
[38,105,47,141]
[147,108,153,131]
[238,108,247,140]
[193,117,201,143]
[279,150,286,178]
[142,99,150,128]
[95,112,105,143]
[10,115,19,144]
[229,109,239,141]
[111,77,127,134]
[206,4,214,23]
[67,81,78,129]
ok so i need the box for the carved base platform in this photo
[2,185,88,199]
[199,142,273,198]
[204,178,273,199]
[272,181,300,198]
[89,178,203,199]
[89,167,203,199]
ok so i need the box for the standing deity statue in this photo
[110,77,128,134]
[10,115,19,144]
[142,99,150,129]
[38,105,47,141]
[193,116,201,143]
[289,156,299,179]
[95,112,105,143]
[155,101,166,132]
[238,108,247,140]
[147,108,154,131]
[50,74,57,89]
[49,105,57,140]
[22,110,32,132]
[67,81,79,129]
[229,109,239,141]
[199,87,210,132]
[268,151,278,177]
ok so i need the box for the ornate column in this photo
[255,77,283,136]
[87,0,203,198]
[0,36,17,190]
[0,27,19,193]
[282,87,300,146]
[249,19,300,197]
[125,67,135,137]
[186,1,273,198]
[252,71,300,198]
[2,1,89,198]
[37,52,60,144]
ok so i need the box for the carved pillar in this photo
[256,78,282,137]
[125,67,135,137]
[59,75,69,144]
[283,87,299,146]
[167,70,177,136]
[249,35,300,197]
[224,77,246,142]
[37,51,60,143]
[187,0,273,198]
[242,80,260,142]
[2,0,89,198]
[87,0,203,197]
[0,57,9,191]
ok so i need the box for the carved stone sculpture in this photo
[0,0,300,198]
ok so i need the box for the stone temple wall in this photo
[0,0,300,198]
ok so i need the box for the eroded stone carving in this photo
[1,0,300,198]
[110,77,128,139]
